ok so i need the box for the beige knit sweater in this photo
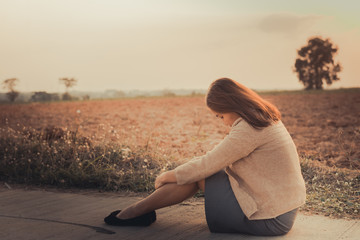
[174,118,306,220]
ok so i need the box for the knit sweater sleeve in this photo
[174,120,260,185]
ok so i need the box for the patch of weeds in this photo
[0,126,177,192]
[300,157,360,219]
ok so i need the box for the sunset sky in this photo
[1,0,359,93]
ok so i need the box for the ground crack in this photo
[336,221,358,240]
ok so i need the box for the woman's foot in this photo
[116,205,139,219]
[104,210,156,226]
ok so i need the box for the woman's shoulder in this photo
[230,118,259,136]
[231,118,285,134]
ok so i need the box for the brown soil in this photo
[1,91,359,170]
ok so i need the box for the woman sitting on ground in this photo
[104,78,306,236]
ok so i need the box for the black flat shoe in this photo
[104,210,156,226]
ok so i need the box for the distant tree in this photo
[61,92,72,101]
[104,89,126,99]
[113,90,126,98]
[162,89,176,97]
[82,95,90,101]
[59,77,77,93]
[294,37,342,90]
[1,78,20,102]
[31,91,60,102]
[6,91,20,102]
[59,77,77,100]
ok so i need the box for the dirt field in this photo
[1,91,359,171]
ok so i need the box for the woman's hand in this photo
[155,170,177,189]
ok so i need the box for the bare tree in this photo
[2,78,20,102]
[59,77,77,93]
[59,77,77,100]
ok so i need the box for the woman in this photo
[104,78,306,236]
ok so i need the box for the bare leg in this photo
[117,180,204,219]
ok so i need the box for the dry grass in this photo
[0,126,176,192]
[300,157,359,219]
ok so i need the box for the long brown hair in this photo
[206,78,281,129]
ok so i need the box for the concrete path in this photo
[0,186,359,240]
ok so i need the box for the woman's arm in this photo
[155,170,177,189]
[174,120,260,185]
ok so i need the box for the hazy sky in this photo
[1,0,359,93]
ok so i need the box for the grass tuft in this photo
[300,157,360,219]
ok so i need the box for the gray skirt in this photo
[205,171,298,236]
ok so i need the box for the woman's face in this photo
[212,111,241,126]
